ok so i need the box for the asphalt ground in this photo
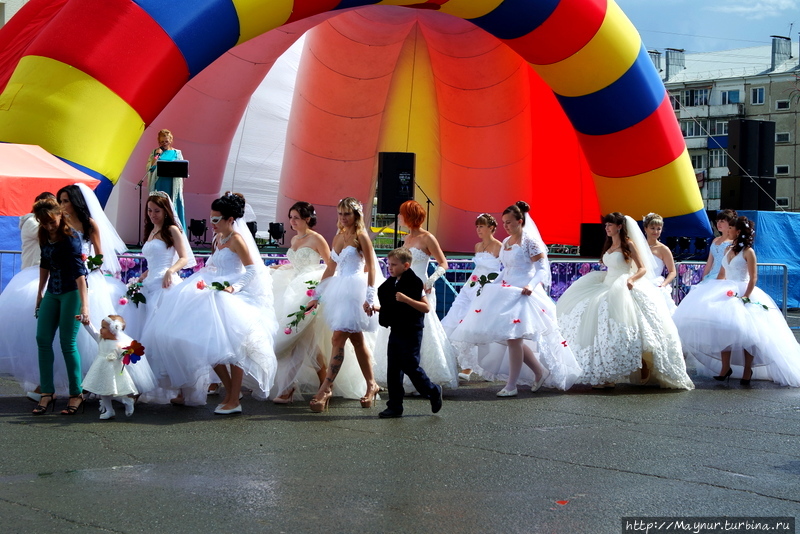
[1,315,798,534]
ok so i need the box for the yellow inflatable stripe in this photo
[531,0,640,97]
[233,0,293,45]
[437,0,505,20]
[0,56,143,185]
[377,26,441,232]
[592,150,705,219]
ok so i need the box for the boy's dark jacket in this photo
[377,267,425,330]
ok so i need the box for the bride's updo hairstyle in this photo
[211,192,245,221]
[502,200,530,226]
[601,212,633,260]
[732,216,755,254]
[475,213,497,230]
[289,201,317,228]
[399,200,426,229]
[643,212,663,228]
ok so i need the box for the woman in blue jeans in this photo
[32,198,90,415]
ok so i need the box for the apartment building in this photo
[652,37,800,211]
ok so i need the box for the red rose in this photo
[197,280,207,290]
[726,290,735,297]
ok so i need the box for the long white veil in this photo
[75,183,128,274]
[523,213,551,288]
[623,215,657,282]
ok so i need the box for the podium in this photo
[157,160,189,178]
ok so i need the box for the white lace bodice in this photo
[499,235,543,288]
[331,246,364,277]
[210,247,245,277]
[602,251,634,284]
[722,250,750,282]
[142,239,176,285]
[409,247,431,281]
[287,247,323,275]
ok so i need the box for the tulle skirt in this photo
[144,268,278,404]
[318,273,378,333]
[441,280,487,376]
[450,283,582,390]
[556,271,694,389]
[673,279,800,386]
[0,267,126,394]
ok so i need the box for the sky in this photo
[615,0,798,53]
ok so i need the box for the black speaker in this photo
[758,176,777,211]
[721,175,759,210]
[758,121,776,177]
[579,223,606,257]
[377,152,415,214]
[727,119,760,176]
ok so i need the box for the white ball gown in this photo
[451,235,582,390]
[556,250,694,389]
[145,245,278,405]
[271,247,365,399]
[373,247,459,390]
[673,250,800,386]
[651,255,677,314]
[440,252,502,379]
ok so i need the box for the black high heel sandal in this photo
[740,368,754,386]
[713,368,733,382]
[61,395,85,415]
[32,393,56,415]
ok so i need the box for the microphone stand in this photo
[135,169,151,246]
[415,183,434,230]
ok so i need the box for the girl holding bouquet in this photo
[146,193,277,411]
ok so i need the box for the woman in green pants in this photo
[32,198,90,415]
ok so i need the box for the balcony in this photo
[684,137,708,149]
[679,105,709,119]
[709,103,744,117]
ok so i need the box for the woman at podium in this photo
[147,128,186,229]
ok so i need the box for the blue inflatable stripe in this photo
[468,0,560,40]
[334,0,379,9]
[133,0,240,78]
[56,157,114,206]
[662,209,713,238]
[555,45,665,136]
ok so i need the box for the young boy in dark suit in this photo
[373,247,443,418]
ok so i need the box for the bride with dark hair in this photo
[556,212,693,390]
[145,192,277,412]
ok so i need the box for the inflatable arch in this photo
[0,0,712,251]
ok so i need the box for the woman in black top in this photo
[33,198,90,415]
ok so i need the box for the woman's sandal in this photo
[360,384,380,408]
[309,390,332,413]
[61,395,85,415]
[32,393,56,415]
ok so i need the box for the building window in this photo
[714,120,728,135]
[681,119,708,137]
[776,132,791,143]
[776,197,791,208]
[683,89,709,106]
[720,90,739,105]
[776,100,790,110]
[775,165,790,175]
[690,154,705,169]
[669,93,681,110]
[707,179,721,200]
[751,87,765,105]
[709,149,727,168]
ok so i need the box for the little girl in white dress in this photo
[440,213,503,380]
[673,216,800,386]
[82,315,139,419]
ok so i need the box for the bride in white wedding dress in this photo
[556,212,693,390]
